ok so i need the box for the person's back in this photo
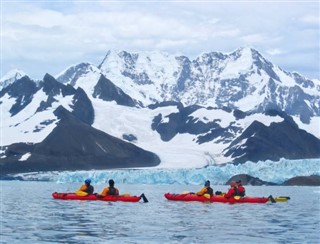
[100,179,119,197]
[236,180,245,197]
[196,180,214,197]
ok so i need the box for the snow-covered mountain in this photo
[1,47,319,176]
[0,69,28,90]
[94,48,319,118]
[54,47,320,123]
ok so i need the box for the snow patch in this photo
[19,153,31,161]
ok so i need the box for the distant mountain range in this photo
[1,47,319,176]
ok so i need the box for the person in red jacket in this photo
[224,181,238,198]
[236,180,246,197]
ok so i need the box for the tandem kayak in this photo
[164,193,290,203]
[52,192,148,202]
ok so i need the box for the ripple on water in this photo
[1,182,319,244]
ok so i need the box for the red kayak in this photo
[52,192,148,202]
[164,193,276,203]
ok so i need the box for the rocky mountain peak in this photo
[0,69,28,90]
[55,63,100,86]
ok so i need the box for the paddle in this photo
[267,195,276,203]
[140,193,149,203]
[278,196,290,200]
[275,196,290,202]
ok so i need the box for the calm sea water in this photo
[0,181,319,244]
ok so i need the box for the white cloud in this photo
[1,1,319,79]
[266,48,285,56]
[240,34,265,43]
[300,15,319,25]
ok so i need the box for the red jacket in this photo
[224,187,236,198]
[237,185,245,196]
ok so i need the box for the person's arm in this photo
[196,187,207,196]
[79,185,87,191]
[224,188,234,198]
[100,187,109,197]
[115,188,119,196]
[239,186,245,196]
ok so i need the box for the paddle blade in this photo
[275,197,289,202]
[267,195,276,203]
[140,193,149,203]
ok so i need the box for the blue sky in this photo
[1,0,319,79]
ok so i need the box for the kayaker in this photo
[196,180,214,197]
[236,180,246,197]
[78,178,94,195]
[99,179,119,197]
[224,181,238,198]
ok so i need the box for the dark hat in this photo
[205,180,210,187]
[109,179,115,186]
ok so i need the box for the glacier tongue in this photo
[14,158,320,185]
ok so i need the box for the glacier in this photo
[13,158,320,185]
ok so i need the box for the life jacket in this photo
[85,185,94,194]
[225,187,239,198]
[107,187,118,196]
[237,185,245,197]
[80,184,94,194]
[233,187,240,196]
[206,187,214,196]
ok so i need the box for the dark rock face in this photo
[0,106,160,175]
[37,74,75,112]
[148,101,183,110]
[116,51,154,86]
[71,87,95,125]
[122,134,137,142]
[42,73,75,97]
[93,75,139,107]
[282,175,320,186]
[0,76,38,116]
[151,104,221,142]
[174,56,191,93]
[225,112,320,164]
[226,174,277,186]
[151,105,320,163]
[35,75,95,125]
[226,174,320,186]
[56,62,93,86]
